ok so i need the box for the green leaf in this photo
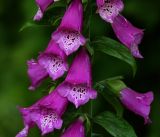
[19,21,50,32]
[84,114,91,134]
[92,37,137,75]
[86,42,94,56]
[94,111,137,137]
[47,0,67,10]
[95,81,124,117]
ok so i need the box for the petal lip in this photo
[120,88,154,124]
[38,53,68,80]
[57,82,97,108]
[97,0,124,23]
[52,29,86,56]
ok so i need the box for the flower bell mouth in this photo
[39,108,63,135]
[53,30,85,55]
[38,53,68,80]
[97,0,124,23]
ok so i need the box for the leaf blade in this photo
[94,111,137,137]
[92,37,137,75]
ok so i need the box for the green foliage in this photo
[92,37,137,75]
[94,111,137,137]
[94,77,125,117]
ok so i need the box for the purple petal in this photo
[58,0,83,32]
[120,88,154,124]
[65,48,92,86]
[38,53,68,80]
[52,0,86,55]
[111,15,144,58]
[34,0,54,21]
[17,90,68,135]
[52,30,86,55]
[16,126,29,137]
[27,59,48,90]
[97,0,124,23]
[57,82,97,108]
[30,108,63,135]
[61,118,85,137]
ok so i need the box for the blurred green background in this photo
[0,0,160,137]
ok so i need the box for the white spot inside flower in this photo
[48,57,64,73]
[100,0,115,16]
[41,111,58,129]
[62,30,81,51]
[70,86,87,100]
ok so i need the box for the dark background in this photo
[0,0,160,137]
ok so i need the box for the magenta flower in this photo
[120,88,154,124]
[96,0,124,23]
[28,40,68,90]
[34,0,55,21]
[52,0,86,55]
[61,118,85,137]
[16,90,68,137]
[57,48,97,108]
[111,15,144,58]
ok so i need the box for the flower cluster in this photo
[17,0,96,136]
[16,0,154,136]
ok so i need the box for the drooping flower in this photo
[111,15,144,58]
[28,39,68,90]
[57,48,97,108]
[120,88,154,124]
[61,118,85,137]
[34,0,55,21]
[16,90,68,137]
[52,0,86,55]
[96,0,124,23]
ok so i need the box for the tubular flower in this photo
[96,0,124,23]
[34,0,55,21]
[52,0,86,55]
[111,15,144,58]
[16,90,68,137]
[61,118,85,137]
[57,48,97,108]
[27,40,68,90]
[120,88,154,124]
